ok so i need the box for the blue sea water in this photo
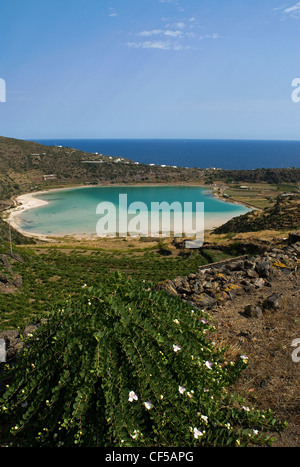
[32,139,300,170]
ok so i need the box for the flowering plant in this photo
[0,272,286,447]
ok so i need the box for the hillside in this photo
[0,136,205,202]
[0,136,300,246]
[207,167,300,185]
[1,136,300,204]
[214,194,300,234]
[0,218,35,245]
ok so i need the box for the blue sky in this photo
[0,0,300,140]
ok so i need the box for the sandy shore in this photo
[6,192,51,241]
[5,184,251,243]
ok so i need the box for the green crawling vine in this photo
[0,272,286,447]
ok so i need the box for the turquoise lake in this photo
[17,185,250,237]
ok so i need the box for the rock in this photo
[188,273,196,281]
[0,274,9,284]
[254,278,265,288]
[192,293,217,308]
[172,277,183,288]
[255,259,270,278]
[243,260,255,269]
[156,280,178,296]
[0,255,13,273]
[228,289,237,300]
[288,232,300,245]
[0,330,23,363]
[263,293,282,311]
[228,260,245,271]
[244,305,263,318]
[203,281,215,292]
[240,279,251,286]
[10,253,25,263]
[158,248,172,256]
[260,378,268,388]
[247,269,259,279]
[13,275,23,288]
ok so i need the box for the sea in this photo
[32,139,300,170]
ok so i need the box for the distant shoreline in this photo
[5,182,252,242]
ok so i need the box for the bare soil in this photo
[208,267,300,447]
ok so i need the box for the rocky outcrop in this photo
[0,324,39,367]
[0,253,24,294]
[157,241,300,313]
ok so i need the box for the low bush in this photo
[0,273,285,447]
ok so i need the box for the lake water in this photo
[17,185,250,237]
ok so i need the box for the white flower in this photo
[178,385,186,394]
[128,391,138,402]
[144,400,153,410]
[173,319,180,325]
[205,361,212,369]
[240,354,248,362]
[193,427,203,439]
[201,415,208,424]
[242,406,250,412]
[253,429,259,435]
[173,344,181,353]
[131,430,140,439]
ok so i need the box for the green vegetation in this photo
[0,136,299,205]
[0,136,296,447]
[0,272,285,447]
[221,183,300,209]
[209,168,300,185]
[0,242,231,330]
[214,194,300,234]
[0,218,35,246]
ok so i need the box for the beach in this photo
[6,192,50,241]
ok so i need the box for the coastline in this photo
[5,183,252,242]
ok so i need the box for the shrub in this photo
[0,273,285,447]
